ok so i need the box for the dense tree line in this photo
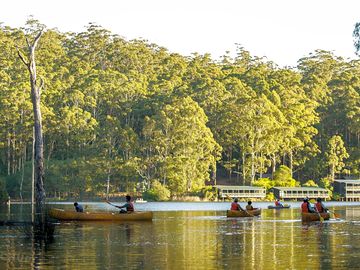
[0,19,359,201]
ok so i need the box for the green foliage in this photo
[325,135,349,180]
[0,21,359,201]
[253,178,274,190]
[273,165,300,187]
[303,180,318,187]
[265,192,275,201]
[143,180,170,201]
[199,186,217,201]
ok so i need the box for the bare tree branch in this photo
[25,37,31,48]
[32,30,43,49]
[16,49,29,67]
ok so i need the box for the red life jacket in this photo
[231,202,240,210]
[127,202,134,212]
[315,202,324,213]
[301,202,309,213]
[275,201,280,206]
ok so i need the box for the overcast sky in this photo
[1,0,359,67]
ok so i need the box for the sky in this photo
[1,0,359,67]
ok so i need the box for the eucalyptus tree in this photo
[141,96,221,195]
[269,68,319,176]
[325,135,349,181]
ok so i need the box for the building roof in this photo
[334,179,360,183]
[272,186,328,191]
[215,185,265,190]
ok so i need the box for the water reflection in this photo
[1,204,360,269]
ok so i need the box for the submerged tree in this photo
[17,22,46,213]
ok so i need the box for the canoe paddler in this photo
[107,195,134,213]
[246,201,254,211]
[230,198,245,211]
[301,197,315,213]
[74,202,84,212]
[314,197,328,213]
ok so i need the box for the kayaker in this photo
[246,201,254,211]
[231,198,244,211]
[74,202,84,212]
[107,195,134,213]
[275,199,283,207]
[301,198,314,213]
[314,198,328,213]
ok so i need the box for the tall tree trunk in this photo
[18,31,46,215]
[271,154,276,179]
[7,135,11,176]
[242,152,246,185]
[289,151,293,177]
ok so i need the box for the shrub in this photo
[143,180,170,201]
[253,178,274,190]
[273,165,300,187]
[265,192,275,201]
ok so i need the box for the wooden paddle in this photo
[243,207,256,217]
[315,210,324,222]
[106,200,117,208]
[328,210,340,219]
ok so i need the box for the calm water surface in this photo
[1,202,360,269]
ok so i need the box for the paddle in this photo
[315,209,324,222]
[106,200,118,208]
[242,206,255,217]
[328,210,340,219]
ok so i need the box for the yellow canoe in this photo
[226,208,261,217]
[301,212,330,222]
[49,208,153,221]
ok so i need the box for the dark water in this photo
[1,202,360,269]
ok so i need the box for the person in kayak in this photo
[275,199,283,207]
[74,202,84,212]
[314,197,328,213]
[230,198,245,211]
[246,201,254,211]
[107,195,134,213]
[301,197,315,213]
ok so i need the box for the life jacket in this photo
[127,202,134,212]
[275,201,280,206]
[301,202,309,213]
[231,202,240,210]
[315,202,324,213]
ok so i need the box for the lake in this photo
[1,201,360,269]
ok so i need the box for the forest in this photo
[0,19,359,201]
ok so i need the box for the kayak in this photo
[268,205,291,209]
[301,212,330,222]
[226,208,261,217]
[48,208,153,221]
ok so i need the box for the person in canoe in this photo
[74,202,84,212]
[231,198,245,211]
[301,197,315,213]
[107,195,134,213]
[246,201,254,211]
[314,197,328,213]
[275,199,283,207]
